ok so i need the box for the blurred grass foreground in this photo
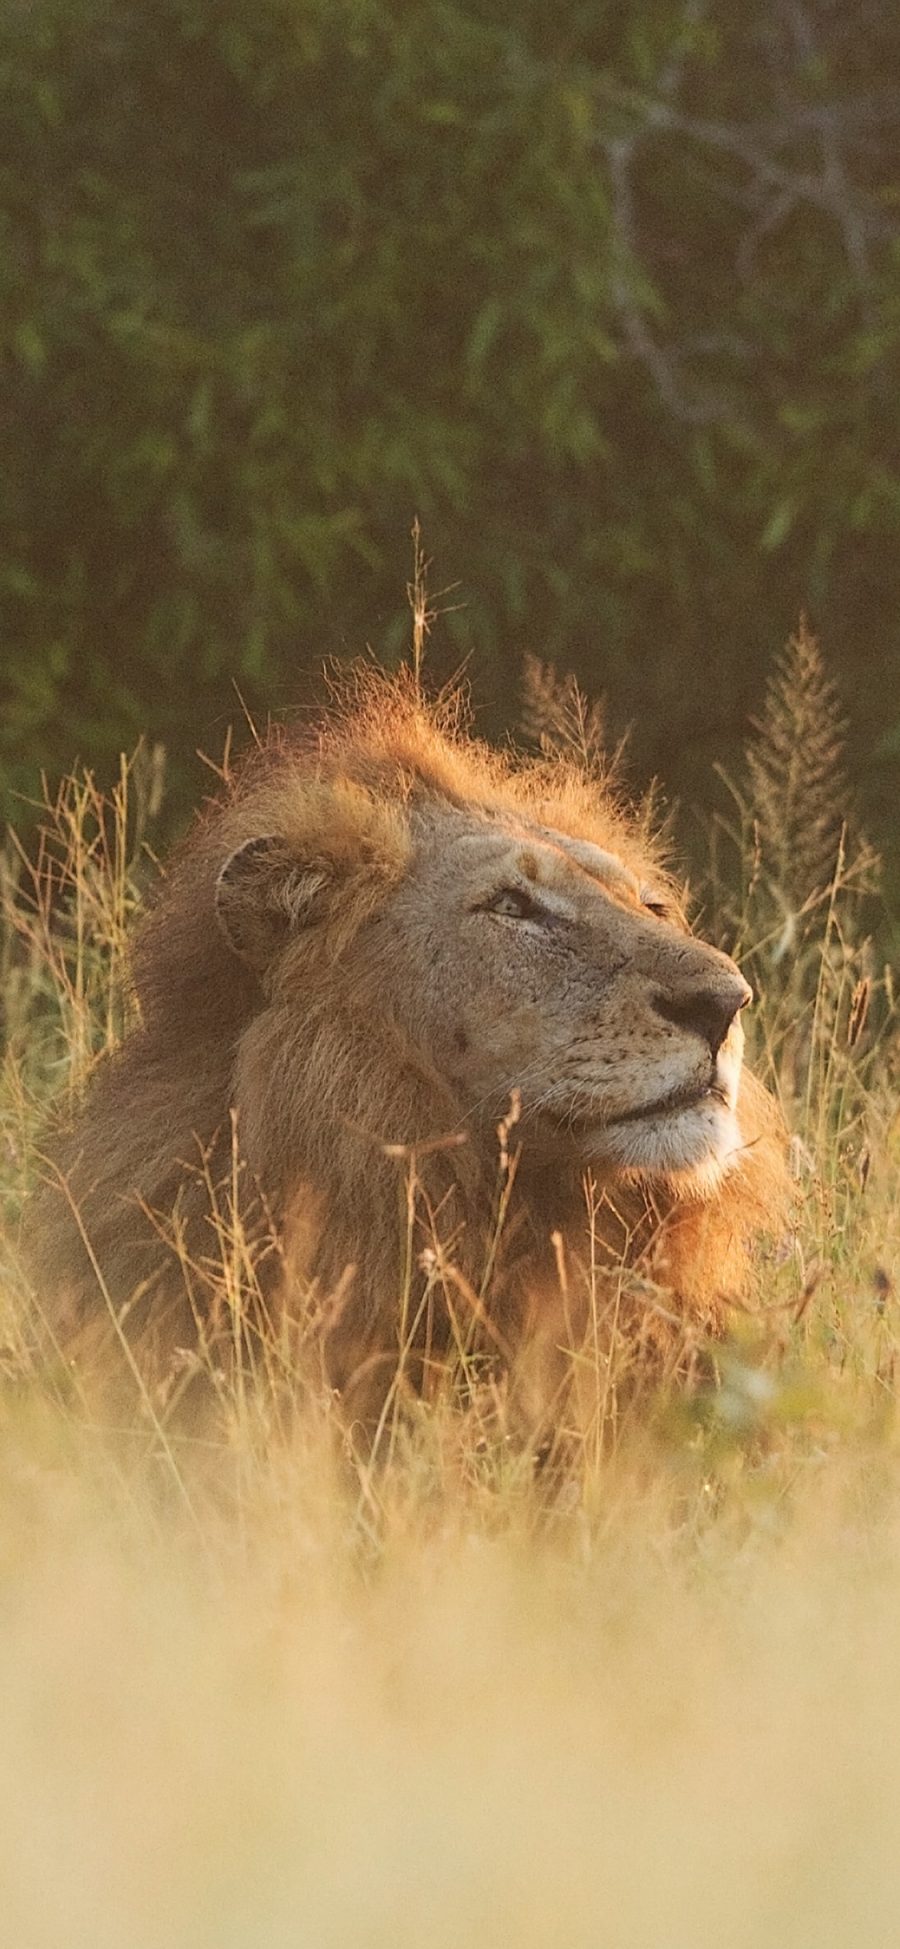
[1,628,899,1946]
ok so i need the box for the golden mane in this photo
[26,670,788,1424]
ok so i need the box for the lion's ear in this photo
[214,836,332,973]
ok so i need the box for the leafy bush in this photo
[2,0,899,893]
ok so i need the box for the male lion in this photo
[28,674,785,1422]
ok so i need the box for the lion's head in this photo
[216,796,750,1195]
[29,672,786,1411]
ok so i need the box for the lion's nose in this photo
[653,976,751,1058]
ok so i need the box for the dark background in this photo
[2,0,899,900]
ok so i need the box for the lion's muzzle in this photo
[651,967,752,1060]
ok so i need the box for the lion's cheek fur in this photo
[446,1000,551,1100]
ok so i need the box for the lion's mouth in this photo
[610,1079,726,1126]
[550,1077,729,1137]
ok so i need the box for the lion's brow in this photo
[521,827,640,899]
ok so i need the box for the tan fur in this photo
[26,672,788,1423]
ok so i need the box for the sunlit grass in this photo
[2,1404,900,1947]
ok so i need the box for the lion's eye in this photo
[641,892,670,920]
[485,887,541,921]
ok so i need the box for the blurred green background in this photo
[2,0,899,891]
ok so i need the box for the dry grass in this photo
[4,1424,900,1949]
[1,647,899,1947]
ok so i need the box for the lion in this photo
[26,671,786,1428]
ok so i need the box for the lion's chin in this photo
[584,1095,745,1196]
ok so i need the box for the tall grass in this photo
[0,636,898,1946]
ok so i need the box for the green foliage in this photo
[1,0,899,880]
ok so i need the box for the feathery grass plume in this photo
[520,653,608,776]
[404,517,462,696]
[745,618,868,934]
[693,627,888,1231]
[706,621,873,963]
[703,623,883,1143]
[406,517,433,692]
[520,655,674,876]
[744,622,879,1088]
